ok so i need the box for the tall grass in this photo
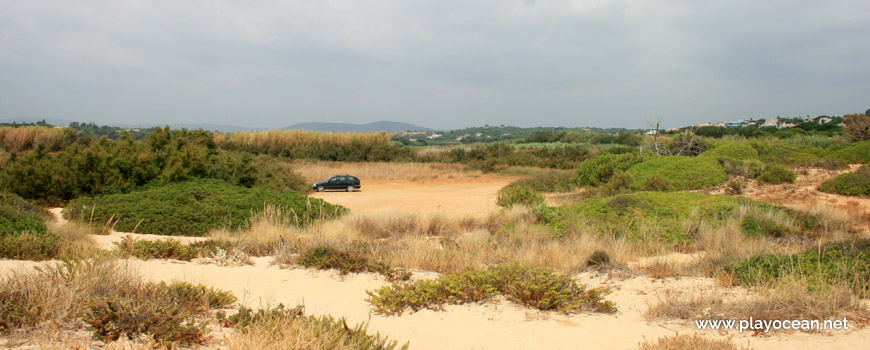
[0,126,77,152]
[214,130,411,161]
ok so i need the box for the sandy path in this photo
[47,208,208,250]
[308,174,520,216]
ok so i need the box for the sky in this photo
[1,0,868,130]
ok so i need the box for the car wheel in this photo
[346,185,354,192]
[317,186,325,192]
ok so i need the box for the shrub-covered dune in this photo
[65,179,346,236]
[541,192,832,243]
[819,165,870,196]
[626,156,727,191]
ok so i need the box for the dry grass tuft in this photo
[637,334,753,350]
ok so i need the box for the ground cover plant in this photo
[0,258,236,348]
[496,185,545,208]
[366,262,615,315]
[757,164,796,184]
[819,165,870,196]
[0,192,59,260]
[637,334,752,350]
[64,179,345,236]
[724,239,870,297]
[222,304,408,350]
[292,245,411,281]
[112,236,245,263]
[572,152,648,187]
[540,192,835,243]
[626,155,727,191]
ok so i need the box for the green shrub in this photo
[113,236,237,261]
[540,192,825,243]
[807,156,849,170]
[0,127,311,204]
[726,180,744,195]
[756,143,825,165]
[297,245,410,281]
[496,185,545,208]
[702,142,759,160]
[66,179,346,236]
[507,171,575,193]
[627,156,727,191]
[829,140,870,163]
[739,214,789,237]
[0,192,59,260]
[724,239,870,297]
[366,262,615,315]
[572,153,648,187]
[819,165,870,196]
[757,164,796,184]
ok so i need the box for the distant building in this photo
[724,120,750,128]
[817,117,832,124]
[778,123,796,129]
[426,133,442,139]
[762,119,779,127]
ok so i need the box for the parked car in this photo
[313,175,361,192]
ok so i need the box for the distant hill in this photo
[284,121,431,133]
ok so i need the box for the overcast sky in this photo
[1,0,868,130]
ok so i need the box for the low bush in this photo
[757,164,796,184]
[829,140,870,163]
[366,262,615,315]
[540,192,828,243]
[296,245,410,281]
[66,179,345,236]
[222,304,408,350]
[627,155,727,191]
[496,185,545,209]
[819,165,870,196]
[702,141,759,160]
[572,153,648,187]
[506,171,574,193]
[0,192,59,260]
[724,239,870,297]
[83,281,236,347]
[113,236,239,261]
[726,180,744,195]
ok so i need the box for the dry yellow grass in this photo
[637,334,752,350]
[214,129,390,150]
[0,126,74,152]
[291,160,475,182]
[221,206,645,274]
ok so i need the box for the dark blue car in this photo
[313,175,361,192]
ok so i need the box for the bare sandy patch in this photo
[309,174,521,216]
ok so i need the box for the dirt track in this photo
[308,174,520,216]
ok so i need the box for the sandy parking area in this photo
[309,174,520,216]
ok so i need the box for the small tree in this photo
[844,113,870,142]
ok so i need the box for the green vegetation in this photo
[296,245,411,281]
[626,156,727,191]
[819,165,870,196]
[1,127,310,204]
[828,140,870,163]
[65,179,345,236]
[222,304,408,350]
[541,192,827,243]
[113,236,241,261]
[496,186,545,209]
[0,192,59,260]
[572,153,648,187]
[367,262,615,315]
[505,170,575,193]
[725,239,870,297]
[757,164,796,184]
[702,141,759,160]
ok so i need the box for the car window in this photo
[329,177,338,182]
[340,176,348,181]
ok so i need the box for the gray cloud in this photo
[1,0,868,129]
